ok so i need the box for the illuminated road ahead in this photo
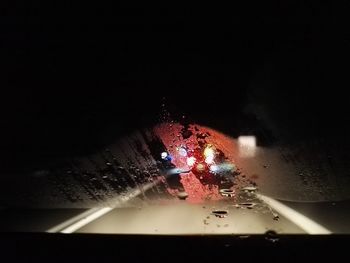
[0,123,349,234]
[2,194,350,234]
[44,182,332,235]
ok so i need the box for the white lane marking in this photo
[46,208,101,233]
[47,169,187,234]
[257,194,331,234]
[60,207,113,234]
[48,179,162,233]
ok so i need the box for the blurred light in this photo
[204,145,215,164]
[203,146,215,158]
[209,165,219,172]
[166,168,191,176]
[166,168,182,176]
[238,136,257,158]
[221,162,236,171]
[161,152,168,159]
[205,155,214,164]
[209,163,235,173]
[238,136,256,147]
[196,163,205,171]
[178,147,187,157]
[187,156,196,166]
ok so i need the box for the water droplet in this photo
[242,186,257,192]
[238,203,257,209]
[178,147,187,157]
[219,189,234,197]
[211,210,228,218]
[177,191,189,200]
[265,230,279,243]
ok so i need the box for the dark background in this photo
[1,2,349,173]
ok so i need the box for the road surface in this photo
[0,122,349,234]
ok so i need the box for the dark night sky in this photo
[1,2,349,173]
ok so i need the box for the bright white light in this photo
[186,156,196,166]
[209,165,219,172]
[238,136,257,158]
[161,152,168,159]
[203,146,214,158]
[204,146,215,164]
[205,155,214,164]
[178,147,187,157]
[238,136,256,147]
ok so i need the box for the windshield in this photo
[1,3,349,236]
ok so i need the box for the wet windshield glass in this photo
[1,3,349,235]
